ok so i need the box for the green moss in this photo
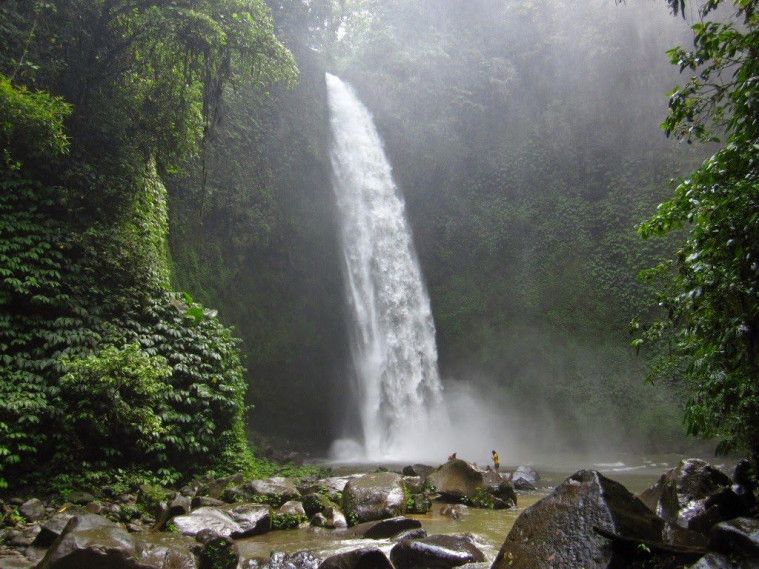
[271,512,306,530]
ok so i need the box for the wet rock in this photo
[279,501,306,518]
[19,499,45,522]
[491,470,664,569]
[7,525,40,547]
[35,512,78,547]
[37,514,198,569]
[85,502,103,515]
[191,496,226,509]
[662,520,709,548]
[225,503,272,536]
[658,459,743,533]
[395,528,428,542]
[154,493,194,530]
[402,465,435,480]
[638,473,665,513]
[67,491,95,505]
[299,477,359,503]
[352,516,422,539]
[690,552,747,569]
[196,473,245,501]
[0,550,34,569]
[427,460,483,502]
[511,466,539,491]
[481,473,516,508]
[234,478,300,507]
[317,547,393,569]
[732,459,757,512]
[403,477,424,494]
[302,494,338,518]
[342,472,405,524]
[440,504,467,520]
[710,517,759,557]
[321,507,347,529]
[390,534,485,569]
[246,551,322,569]
[173,503,271,538]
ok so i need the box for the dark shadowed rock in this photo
[638,473,666,513]
[191,496,226,509]
[37,514,198,569]
[658,459,742,533]
[317,547,393,569]
[390,534,485,569]
[352,517,422,539]
[491,470,665,569]
[35,511,84,547]
[310,513,328,527]
[19,499,45,522]
[323,507,347,529]
[395,529,428,542]
[428,461,483,502]
[690,552,751,569]
[342,472,405,524]
[7,524,40,547]
[196,473,245,501]
[511,467,539,491]
[710,517,759,558]
[67,492,95,506]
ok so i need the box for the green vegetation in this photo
[272,512,307,529]
[0,0,295,491]
[635,0,759,463]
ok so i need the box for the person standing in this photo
[491,450,500,472]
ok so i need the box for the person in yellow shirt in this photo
[491,450,500,472]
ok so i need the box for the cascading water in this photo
[326,73,447,460]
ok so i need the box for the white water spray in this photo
[326,73,447,460]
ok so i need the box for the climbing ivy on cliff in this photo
[0,0,295,489]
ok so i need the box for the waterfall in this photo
[326,73,446,460]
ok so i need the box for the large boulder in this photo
[657,459,744,533]
[19,499,45,522]
[37,514,198,569]
[390,534,485,569]
[352,517,422,539]
[299,477,358,503]
[427,460,483,502]
[228,478,300,507]
[317,547,393,569]
[710,517,759,558]
[301,494,338,518]
[341,472,405,525]
[482,472,517,509]
[491,470,665,569]
[173,504,271,538]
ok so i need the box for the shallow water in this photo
[236,457,692,563]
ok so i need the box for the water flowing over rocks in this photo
[710,517,759,558]
[341,472,405,524]
[390,534,485,569]
[491,470,665,569]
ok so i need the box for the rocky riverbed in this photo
[0,458,756,568]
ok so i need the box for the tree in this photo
[635,0,759,463]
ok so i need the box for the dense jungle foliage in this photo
[0,0,295,490]
[0,0,756,487]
